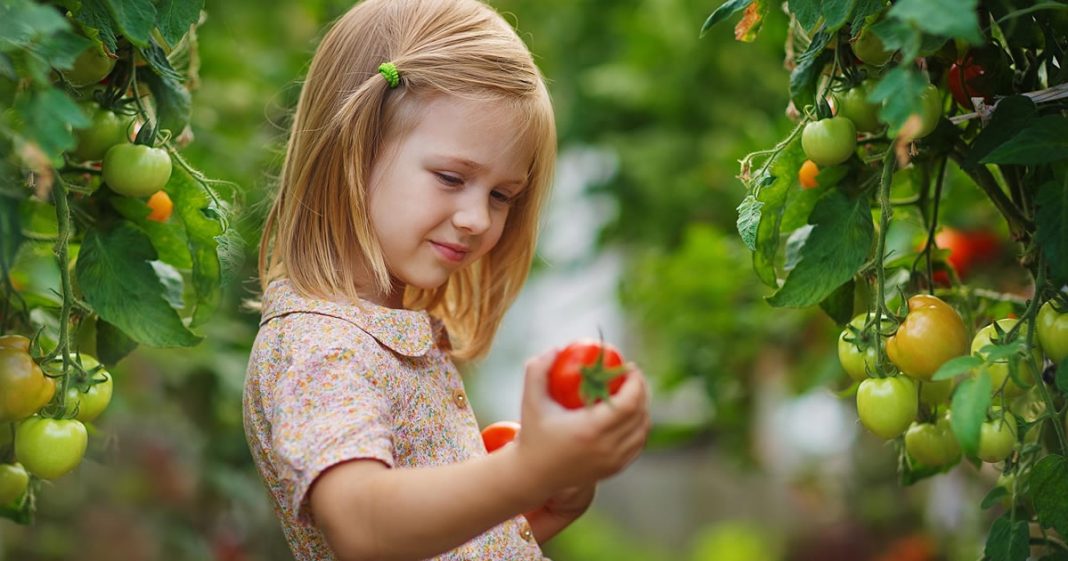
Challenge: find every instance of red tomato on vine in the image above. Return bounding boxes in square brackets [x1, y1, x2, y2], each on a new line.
[548, 340, 628, 409]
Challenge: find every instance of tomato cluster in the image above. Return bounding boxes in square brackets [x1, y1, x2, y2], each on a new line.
[0, 334, 113, 511]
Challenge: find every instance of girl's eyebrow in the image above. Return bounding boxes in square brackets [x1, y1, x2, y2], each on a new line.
[439, 155, 525, 186]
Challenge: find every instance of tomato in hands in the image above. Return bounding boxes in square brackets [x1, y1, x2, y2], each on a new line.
[548, 340, 627, 409]
[481, 421, 520, 453]
[886, 295, 968, 381]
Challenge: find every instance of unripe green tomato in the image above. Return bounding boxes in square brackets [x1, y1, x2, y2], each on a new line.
[905, 415, 960, 468]
[63, 41, 115, 87]
[836, 82, 883, 133]
[972, 319, 1041, 397]
[852, 26, 894, 66]
[73, 105, 132, 161]
[0, 463, 28, 505]
[919, 378, 954, 406]
[1036, 301, 1068, 363]
[977, 412, 1017, 463]
[103, 144, 173, 197]
[802, 117, 856, 166]
[62, 355, 113, 423]
[857, 376, 918, 439]
[14, 417, 88, 479]
[913, 84, 944, 139]
[838, 314, 881, 382]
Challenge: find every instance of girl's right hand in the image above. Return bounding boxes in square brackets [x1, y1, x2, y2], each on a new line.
[514, 346, 650, 497]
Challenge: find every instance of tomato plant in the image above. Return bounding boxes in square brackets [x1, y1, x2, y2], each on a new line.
[704, 0, 1068, 556]
[856, 376, 917, 439]
[1037, 300, 1068, 363]
[801, 117, 856, 166]
[103, 143, 173, 197]
[481, 421, 520, 453]
[885, 294, 968, 381]
[14, 417, 87, 480]
[548, 340, 627, 409]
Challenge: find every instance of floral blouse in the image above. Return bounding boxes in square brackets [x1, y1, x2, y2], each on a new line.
[243, 279, 546, 561]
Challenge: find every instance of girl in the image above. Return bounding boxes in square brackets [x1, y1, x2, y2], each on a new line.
[244, 1, 651, 560]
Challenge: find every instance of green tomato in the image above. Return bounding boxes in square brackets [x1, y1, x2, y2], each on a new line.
[0, 463, 29, 506]
[73, 104, 132, 162]
[972, 319, 1041, 397]
[14, 417, 87, 480]
[913, 84, 944, 139]
[836, 82, 882, 133]
[63, 41, 115, 87]
[102, 144, 173, 197]
[802, 117, 856, 167]
[1037, 301, 1068, 363]
[838, 314, 881, 382]
[977, 412, 1017, 463]
[852, 26, 894, 66]
[857, 376, 918, 439]
[63, 355, 113, 423]
[919, 378, 954, 406]
[905, 415, 960, 468]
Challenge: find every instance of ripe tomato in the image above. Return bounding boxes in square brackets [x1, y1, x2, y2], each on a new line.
[856, 376, 918, 439]
[798, 160, 820, 190]
[932, 227, 999, 278]
[62, 355, 113, 423]
[481, 421, 520, 453]
[977, 411, 1017, 463]
[886, 294, 968, 381]
[801, 117, 856, 166]
[146, 190, 175, 222]
[904, 414, 960, 468]
[0, 463, 28, 506]
[62, 40, 115, 87]
[947, 58, 992, 108]
[836, 82, 882, 133]
[548, 340, 627, 409]
[73, 104, 132, 162]
[972, 319, 1041, 396]
[102, 144, 173, 198]
[15, 417, 88, 479]
[837, 314, 885, 382]
[1036, 301, 1068, 363]
[851, 26, 893, 66]
[0, 342, 56, 422]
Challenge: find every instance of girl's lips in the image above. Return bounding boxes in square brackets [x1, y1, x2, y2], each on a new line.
[430, 241, 469, 262]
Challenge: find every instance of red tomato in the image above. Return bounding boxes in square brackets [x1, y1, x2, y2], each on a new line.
[481, 421, 520, 453]
[548, 340, 627, 409]
[932, 227, 999, 278]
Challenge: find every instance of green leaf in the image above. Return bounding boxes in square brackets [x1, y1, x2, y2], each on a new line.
[963, 96, 1038, 169]
[888, 0, 981, 44]
[766, 190, 874, 308]
[789, 0, 822, 33]
[781, 165, 841, 232]
[103, 0, 155, 48]
[14, 87, 88, 159]
[932, 355, 983, 380]
[790, 36, 832, 111]
[109, 196, 193, 269]
[1036, 176, 1068, 285]
[95, 318, 138, 367]
[736, 194, 763, 251]
[1057, 357, 1068, 394]
[75, 224, 201, 347]
[950, 371, 992, 457]
[168, 161, 224, 327]
[0, 1, 69, 46]
[137, 41, 182, 83]
[155, 0, 202, 47]
[150, 260, 184, 309]
[821, 0, 857, 34]
[818, 278, 855, 326]
[753, 135, 806, 288]
[869, 67, 927, 133]
[73, 0, 119, 53]
[984, 513, 1030, 561]
[980, 486, 1008, 509]
[700, 0, 754, 37]
[849, 0, 886, 38]
[32, 30, 91, 72]
[18, 198, 58, 239]
[140, 68, 191, 137]
[871, 17, 921, 60]
[982, 117, 1068, 165]
[1029, 455, 1068, 538]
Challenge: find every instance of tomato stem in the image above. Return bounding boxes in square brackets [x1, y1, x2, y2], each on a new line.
[872, 145, 897, 375]
[49, 176, 75, 414]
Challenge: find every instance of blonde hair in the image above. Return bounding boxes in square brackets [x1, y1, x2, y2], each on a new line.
[259, 0, 557, 361]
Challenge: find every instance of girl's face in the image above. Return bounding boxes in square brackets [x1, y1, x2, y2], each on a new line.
[366, 95, 531, 306]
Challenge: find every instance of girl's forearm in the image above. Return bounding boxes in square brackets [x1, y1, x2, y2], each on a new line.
[314, 447, 547, 561]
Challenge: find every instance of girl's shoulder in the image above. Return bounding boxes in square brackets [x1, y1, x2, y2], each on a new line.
[257, 278, 444, 360]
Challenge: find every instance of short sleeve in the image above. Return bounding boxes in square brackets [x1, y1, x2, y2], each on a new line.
[268, 347, 394, 523]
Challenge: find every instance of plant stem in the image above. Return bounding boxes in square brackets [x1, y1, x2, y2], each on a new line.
[51, 177, 75, 411]
[872, 146, 896, 372]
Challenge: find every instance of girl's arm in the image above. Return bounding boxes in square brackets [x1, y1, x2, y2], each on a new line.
[310, 348, 650, 561]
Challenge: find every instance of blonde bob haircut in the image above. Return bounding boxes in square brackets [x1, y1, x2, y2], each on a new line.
[259, 0, 557, 361]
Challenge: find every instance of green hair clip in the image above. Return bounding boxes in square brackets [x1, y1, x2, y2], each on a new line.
[378, 62, 400, 89]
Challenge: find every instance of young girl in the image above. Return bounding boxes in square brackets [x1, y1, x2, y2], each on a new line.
[243, 0, 651, 560]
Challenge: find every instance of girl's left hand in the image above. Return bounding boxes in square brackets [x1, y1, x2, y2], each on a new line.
[524, 484, 595, 543]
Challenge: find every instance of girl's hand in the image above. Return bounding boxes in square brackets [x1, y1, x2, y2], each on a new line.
[515, 346, 650, 497]
[524, 483, 596, 543]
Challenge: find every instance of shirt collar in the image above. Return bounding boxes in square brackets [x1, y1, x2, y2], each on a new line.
[260, 279, 440, 358]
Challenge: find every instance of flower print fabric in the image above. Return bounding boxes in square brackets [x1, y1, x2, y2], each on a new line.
[243, 279, 546, 561]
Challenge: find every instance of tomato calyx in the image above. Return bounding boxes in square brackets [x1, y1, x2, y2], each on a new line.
[578, 347, 628, 407]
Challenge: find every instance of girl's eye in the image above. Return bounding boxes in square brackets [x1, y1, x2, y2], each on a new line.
[435, 172, 463, 187]
[491, 190, 515, 205]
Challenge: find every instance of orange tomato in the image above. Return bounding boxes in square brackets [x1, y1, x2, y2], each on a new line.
[799, 160, 820, 189]
[146, 190, 173, 222]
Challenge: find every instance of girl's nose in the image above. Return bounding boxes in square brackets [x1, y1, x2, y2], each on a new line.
[452, 196, 492, 235]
